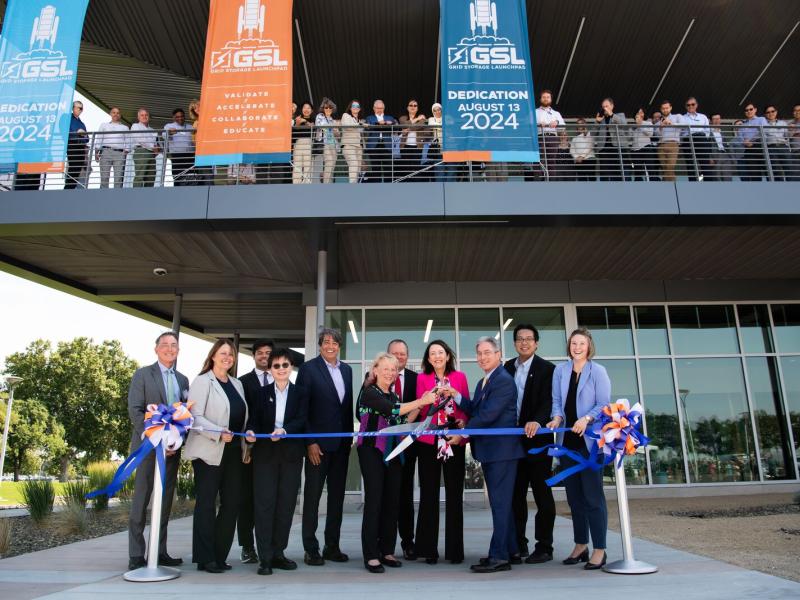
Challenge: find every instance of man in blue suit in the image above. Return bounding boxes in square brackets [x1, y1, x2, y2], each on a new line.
[365, 99, 397, 182]
[450, 336, 525, 573]
[297, 328, 354, 566]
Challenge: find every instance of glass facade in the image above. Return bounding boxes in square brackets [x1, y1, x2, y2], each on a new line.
[324, 303, 799, 491]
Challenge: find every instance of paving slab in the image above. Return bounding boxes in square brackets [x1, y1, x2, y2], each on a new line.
[1, 510, 798, 600]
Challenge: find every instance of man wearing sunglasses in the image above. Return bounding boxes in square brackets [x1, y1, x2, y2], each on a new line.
[681, 97, 711, 181]
[737, 104, 768, 181]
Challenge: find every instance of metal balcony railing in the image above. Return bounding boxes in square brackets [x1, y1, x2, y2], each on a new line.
[2, 123, 799, 190]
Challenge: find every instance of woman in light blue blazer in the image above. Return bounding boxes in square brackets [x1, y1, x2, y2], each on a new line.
[547, 328, 610, 570]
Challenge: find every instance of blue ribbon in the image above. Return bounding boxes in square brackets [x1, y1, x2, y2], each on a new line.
[86, 440, 165, 499]
[208, 426, 574, 439]
[528, 441, 604, 486]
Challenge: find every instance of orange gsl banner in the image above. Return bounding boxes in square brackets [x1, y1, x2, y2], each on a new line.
[195, 0, 292, 166]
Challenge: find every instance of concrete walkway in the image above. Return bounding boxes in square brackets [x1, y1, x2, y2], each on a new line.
[1, 510, 798, 600]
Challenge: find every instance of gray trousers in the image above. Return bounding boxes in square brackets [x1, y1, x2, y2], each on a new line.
[128, 442, 181, 558]
[100, 147, 126, 188]
[133, 147, 157, 187]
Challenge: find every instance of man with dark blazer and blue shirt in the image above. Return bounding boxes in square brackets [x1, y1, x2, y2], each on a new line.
[365, 99, 397, 182]
[450, 336, 525, 573]
[126, 331, 190, 570]
[504, 324, 556, 564]
[297, 328, 354, 566]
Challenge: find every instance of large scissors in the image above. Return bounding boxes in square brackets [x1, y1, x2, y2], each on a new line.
[381, 393, 451, 462]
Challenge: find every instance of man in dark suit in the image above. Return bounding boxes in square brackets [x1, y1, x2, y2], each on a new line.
[450, 337, 525, 573]
[127, 331, 190, 570]
[387, 338, 419, 560]
[236, 339, 274, 564]
[504, 324, 556, 564]
[365, 99, 398, 182]
[297, 328, 354, 566]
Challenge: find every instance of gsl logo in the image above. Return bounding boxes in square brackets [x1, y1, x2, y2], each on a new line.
[448, 46, 525, 66]
[1, 59, 73, 80]
[211, 47, 287, 70]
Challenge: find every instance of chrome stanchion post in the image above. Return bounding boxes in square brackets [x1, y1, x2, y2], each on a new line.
[603, 458, 658, 575]
[688, 126, 700, 180]
[761, 125, 774, 181]
[123, 444, 180, 582]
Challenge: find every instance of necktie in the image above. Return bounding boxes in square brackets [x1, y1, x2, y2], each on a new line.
[167, 369, 176, 404]
[395, 376, 402, 398]
[260, 372, 265, 387]
[481, 375, 488, 393]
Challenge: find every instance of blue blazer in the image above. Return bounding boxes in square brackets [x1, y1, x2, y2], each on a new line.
[551, 360, 611, 450]
[365, 114, 397, 149]
[295, 355, 354, 452]
[459, 367, 524, 464]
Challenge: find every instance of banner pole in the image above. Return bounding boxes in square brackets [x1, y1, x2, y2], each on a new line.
[603, 459, 658, 574]
[123, 445, 181, 582]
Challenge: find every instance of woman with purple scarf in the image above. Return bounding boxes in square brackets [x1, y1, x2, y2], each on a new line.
[357, 352, 434, 573]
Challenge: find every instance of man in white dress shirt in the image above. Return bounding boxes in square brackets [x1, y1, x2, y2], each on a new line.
[130, 108, 161, 187]
[163, 108, 195, 186]
[681, 97, 712, 181]
[658, 100, 684, 181]
[534, 90, 565, 180]
[97, 107, 130, 188]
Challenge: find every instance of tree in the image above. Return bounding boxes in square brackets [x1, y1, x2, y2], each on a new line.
[4, 338, 138, 480]
[0, 397, 67, 481]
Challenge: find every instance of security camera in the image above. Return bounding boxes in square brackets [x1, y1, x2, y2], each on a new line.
[153, 267, 168, 277]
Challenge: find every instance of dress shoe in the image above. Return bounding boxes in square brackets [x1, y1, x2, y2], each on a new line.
[402, 548, 417, 561]
[304, 551, 325, 566]
[128, 556, 146, 570]
[257, 562, 273, 576]
[158, 553, 183, 567]
[271, 555, 298, 570]
[220, 562, 232, 570]
[449, 558, 463, 565]
[477, 557, 491, 566]
[240, 547, 259, 564]
[526, 550, 553, 564]
[322, 546, 349, 562]
[199, 562, 224, 573]
[380, 557, 402, 568]
[510, 554, 522, 565]
[562, 549, 589, 565]
[584, 552, 607, 570]
[364, 561, 385, 574]
[470, 560, 511, 573]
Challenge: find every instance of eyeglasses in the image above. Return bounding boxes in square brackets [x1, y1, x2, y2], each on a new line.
[745, 107, 756, 112]
[408, 103, 418, 107]
[765, 109, 777, 114]
[323, 106, 333, 110]
[74, 106, 83, 111]
[271, 362, 291, 370]
[685, 102, 697, 107]
[515, 337, 536, 343]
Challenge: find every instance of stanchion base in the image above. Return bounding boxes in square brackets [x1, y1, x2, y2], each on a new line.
[123, 565, 181, 582]
[603, 559, 658, 574]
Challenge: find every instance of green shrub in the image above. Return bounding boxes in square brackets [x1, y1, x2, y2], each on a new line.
[177, 462, 195, 500]
[63, 480, 90, 508]
[21, 479, 55, 522]
[86, 461, 117, 511]
[0, 517, 11, 556]
[117, 475, 136, 506]
[61, 501, 89, 534]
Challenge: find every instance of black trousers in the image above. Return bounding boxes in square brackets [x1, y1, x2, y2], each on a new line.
[572, 159, 596, 181]
[682, 134, 713, 180]
[358, 446, 402, 561]
[253, 452, 302, 563]
[630, 146, 657, 181]
[192, 442, 244, 566]
[65, 144, 86, 189]
[301, 445, 350, 553]
[400, 145, 423, 181]
[366, 147, 393, 182]
[414, 442, 465, 561]
[512, 455, 556, 555]
[236, 461, 255, 550]
[169, 152, 195, 186]
[397, 443, 418, 551]
[740, 143, 765, 181]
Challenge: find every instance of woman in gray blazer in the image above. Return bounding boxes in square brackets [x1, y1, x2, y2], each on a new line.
[547, 328, 611, 570]
[184, 338, 248, 573]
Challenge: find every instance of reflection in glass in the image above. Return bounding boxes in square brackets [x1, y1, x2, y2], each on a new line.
[345, 445, 362, 491]
[675, 358, 757, 483]
[669, 305, 739, 355]
[746, 357, 795, 479]
[634, 306, 670, 355]
[325, 309, 362, 361]
[779, 356, 800, 469]
[501, 307, 567, 360]
[639, 360, 686, 483]
[737, 305, 774, 354]
[772, 304, 800, 353]
[365, 309, 455, 362]
[458, 361, 483, 396]
[576, 306, 633, 356]
[599, 359, 647, 484]
[459, 309, 501, 358]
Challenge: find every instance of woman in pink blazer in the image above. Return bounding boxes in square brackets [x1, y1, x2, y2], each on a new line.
[413, 339, 470, 564]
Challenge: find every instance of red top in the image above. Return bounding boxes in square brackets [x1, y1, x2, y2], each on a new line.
[414, 370, 470, 446]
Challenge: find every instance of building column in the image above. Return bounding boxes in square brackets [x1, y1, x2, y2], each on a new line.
[171, 293, 183, 338]
[233, 330, 241, 377]
[315, 249, 327, 335]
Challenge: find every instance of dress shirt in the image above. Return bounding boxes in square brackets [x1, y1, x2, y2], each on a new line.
[130, 122, 159, 151]
[764, 120, 789, 146]
[158, 361, 179, 404]
[682, 111, 710, 136]
[163, 122, 195, 153]
[98, 121, 130, 151]
[255, 368, 274, 387]
[659, 113, 684, 144]
[325, 358, 346, 403]
[536, 106, 565, 134]
[711, 129, 725, 151]
[570, 132, 595, 160]
[631, 121, 654, 151]
[514, 355, 533, 419]
[274, 383, 289, 428]
[69, 115, 88, 145]
[428, 116, 442, 143]
[789, 120, 800, 152]
[737, 116, 768, 143]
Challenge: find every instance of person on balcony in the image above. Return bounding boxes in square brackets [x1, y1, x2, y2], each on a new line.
[535, 90, 565, 180]
[164, 108, 195, 186]
[399, 99, 428, 182]
[658, 100, 683, 181]
[341, 100, 366, 183]
[570, 118, 595, 181]
[630, 109, 657, 181]
[737, 103, 768, 181]
[65, 101, 88, 190]
[365, 100, 397, 183]
[292, 102, 315, 184]
[709, 114, 735, 182]
[97, 106, 130, 189]
[763, 105, 790, 181]
[789, 105, 800, 181]
[189, 99, 212, 186]
[594, 98, 628, 181]
[681, 97, 712, 181]
[130, 108, 160, 188]
[314, 98, 340, 184]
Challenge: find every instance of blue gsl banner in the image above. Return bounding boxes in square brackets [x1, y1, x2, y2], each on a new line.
[0, 0, 89, 168]
[440, 0, 539, 163]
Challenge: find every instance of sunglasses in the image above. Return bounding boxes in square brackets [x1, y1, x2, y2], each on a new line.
[408, 103, 418, 107]
[745, 107, 756, 112]
[271, 362, 291, 370]
[685, 103, 696, 107]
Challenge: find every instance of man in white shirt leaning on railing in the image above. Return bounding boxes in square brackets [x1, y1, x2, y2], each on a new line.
[96, 106, 130, 189]
[130, 108, 161, 188]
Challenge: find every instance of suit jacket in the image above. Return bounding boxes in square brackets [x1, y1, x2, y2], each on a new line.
[239, 369, 267, 415]
[247, 382, 309, 461]
[596, 112, 629, 148]
[551, 360, 611, 451]
[504, 354, 555, 451]
[127, 362, 190, 451]
[399, 368, 418, 405]
[183, 370, 248, 466]
[365, 114, 397, 149]
[459, 367, 524, 464]
[295, 355, 354, 452]
[398, 115, 430, 146]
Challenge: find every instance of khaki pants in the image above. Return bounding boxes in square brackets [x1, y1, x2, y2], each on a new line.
[342, 144, 363, 183]
[292, 138, 313, 184]
[658, 141, 679, 181]
[133, 147, 157, 187]
[99, 147, 126, 188]
[313, 143, 338, 183]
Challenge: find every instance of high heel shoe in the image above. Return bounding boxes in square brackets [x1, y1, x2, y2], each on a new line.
[562, 549, 589, 565]
[364, 561, 385, 574]
[584, 551, 607, 570]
